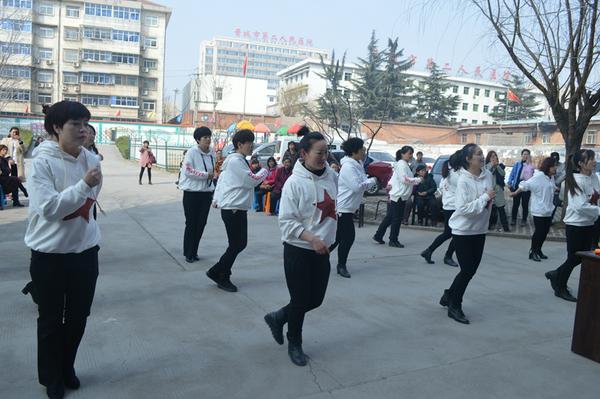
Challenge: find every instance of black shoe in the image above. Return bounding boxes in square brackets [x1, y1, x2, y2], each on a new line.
[22, 188, 28, 198]
[372, 235, 385, 245]
[193, 255, 200, 261]
[510, 220, 516, 226]
[443, 257, 459, 267]
[264, 310, 285, 345]
[439, 289, 449, 307]
[537, 250, 548, 260]
[337, 264, 351, 278]
[217, 278, 238, 293]
[420, 249, 435, 264]
[503, 226, 511, 232]
[529, 250, 541, 262]
[545, 270, 558, 292]
[389, 241, 404, 248]
[139, 180, 142, 185]
[555, 287, 577, 302]
[46, 383, 65, 399]
[288, 342, 307, 367]
[185, 256, 196, 263]
[13, 201, 24, 207]
[64, 374, 80, 390]
[447, 305, 470, 324]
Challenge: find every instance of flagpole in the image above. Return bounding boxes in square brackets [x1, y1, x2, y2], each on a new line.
[504, 89, 508, 121]
[242, 43, 248, 118]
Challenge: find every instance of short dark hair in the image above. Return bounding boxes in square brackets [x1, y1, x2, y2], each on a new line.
[288, 141, 297, 150]
[341, 137, 364, 156]
[539, 157, 556, 176]
[43, 101, 91, 138]
[143, 140, 150, 145]
[87, 124, 96, 134]
[416, 151, 423, 156]
[416, 164, 427, 173]
[297, 126, 310, 137]
[298, 131, 325, 153]
[521, 148, 531, 155]
[282, 157, 292, 164]
[9, 126, 19, 134]
[232, 129, 254, 149]
[485, 150, 498, 164]
[193, 126, 212, 141]
[395, 145, 414, 161]
[267, 157, 277, 167]
[0, 144, 7, 152]
[550, 152, 560, 161]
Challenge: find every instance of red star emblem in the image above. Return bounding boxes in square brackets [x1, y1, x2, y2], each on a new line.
[315, 190, 337, 224]
[63, 198, 95, 223]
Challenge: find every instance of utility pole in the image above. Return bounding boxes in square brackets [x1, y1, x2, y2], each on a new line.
[173, 88, 179, 121]
[193, 68, 201, 126]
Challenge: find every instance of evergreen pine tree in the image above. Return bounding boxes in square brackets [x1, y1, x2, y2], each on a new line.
[490, 74, 542, 120]
[414, 62, 460, 125]
[354, 31, 384, 120]
[381, 38, 414, 121]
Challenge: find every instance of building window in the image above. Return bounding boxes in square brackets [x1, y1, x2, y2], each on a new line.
[143, 59, 157, 70]
[474, 88, 480, 96]
[542, 134, 551, 144]
[84, 27, 111, 40]
[63, 72, 78, 84]
[462, 102, 468, 111]
[482, 120, 489, 125]
[114, 75, 138, 86]
[0, 42, 31, 55]
[143, 78, 157, 91]
[344, 72, 352, 81]
[586, 130, 597, 145]
[0, 65, 31, 78]
[452, 85, 458, 93]
[38, 26, 55, 38]
[450, 117, 457, 122]
[85, 3, 112, 17]
[64, 27, 79, 40]
[144, 15, 158, 26]
[82, 49, 111, 62]
[473, 104, 479, 112]
[143, 37, 157, 48]
[111, 52, 138, 64]
[215, 87, 223, 100]
[64, 49, 79, 62]
[460, 133, 467, 144]
[112, 30, 139, 43]
[37, 48, 53, 60]
[113, 6, 140, 20]
[81, 95, 111, 106]
[37, 93, 52, 104]
[472, 120, 478, 124]
[483, 105, 489, 113]
[82, 72, 113, 85]
[66, 6, 80, 17]
[63, 95, 78, 101]
[484, 89, 490, 97]
[143, 101, 155, 111]
[111, 96, 138, 107]
[38, 3, 54, 15]
[0, 19, 32, 31]
[524, 133, 533, 144]
[37, 70, 53, 82]
[475, 133, 481, 144]
[2, 0, 32, 8]
[461, 118, 467, 123]
[0, 89, 31, 101]
[463, 87, 469, 95]
[495, 91, 503, 100]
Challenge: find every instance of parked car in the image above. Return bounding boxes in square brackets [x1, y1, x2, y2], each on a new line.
[222, 143, 259, 158]
[252, 142, 277, 165]
[331, 150, 394, 195]
[431, 154, 451, 186]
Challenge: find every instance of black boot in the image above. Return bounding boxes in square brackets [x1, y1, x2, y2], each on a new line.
[264, 308, 286, 345]
[545, 270, 559, 292]
[46, 383, 65, 399]
[287, 342, 307, 367]
[388, 241, 404, 248]
[555, 287, 577, 302]
[447, 303, 469, 324]
[529, 250, 541, 262]
[439, 289, 449, 307]
[372, 235, 385, 245]
[337, 264, 351, 278]
[443, 257, 459, 267]
[537, 250, 548, 259]
[420, 248, 435, 264]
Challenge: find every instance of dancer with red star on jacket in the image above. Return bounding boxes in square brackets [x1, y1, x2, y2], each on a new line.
[264, 132, 338, 367]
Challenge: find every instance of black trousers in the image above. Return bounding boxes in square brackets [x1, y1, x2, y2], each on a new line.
[374, 202, 391, 240]
[332, 213, 355, 267]
[388, 199, 406, 242]
[415, 196, 438, 224]
[591, 217, 600, 249]
[490, 205, 509, 229]
[10, 163, 18, 177]
[531, 216, 553, 252]
[555, 225, 594, 288]
[448, 234, 486, 306]
[211, 209, 247, 278]
[270, 191, 281, 214]
[511, 191, 531, 222]
[281, 243, 330, 344]
[139, 166, 152, 182]
[182, 191, 213, 258]
[427, 209, 455, 258]
[30, 246, 99, 387]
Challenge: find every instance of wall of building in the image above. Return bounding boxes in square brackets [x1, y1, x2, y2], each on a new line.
[361, 120, 460, 145]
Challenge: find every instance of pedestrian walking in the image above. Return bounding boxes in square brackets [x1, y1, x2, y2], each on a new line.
[545, 149, 600, 302]
[264, 132, 337, 367]
[440, 144, 494, 324]
[1, 126, 26, 181]
[138, 140, 155, 185]
[24, 101, 102, 399]
[510, 157, 557, 261]
[331, 137, 376, 278]
[0, 144, 28, 208]
[179, 127, 216, 264]
[207, 129, 268, 292]
[485, 150, 510, 232]
[507, 148, 534, 226]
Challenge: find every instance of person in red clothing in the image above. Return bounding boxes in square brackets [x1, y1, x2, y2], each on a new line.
[257, 157, 278, 213]
[270, 157, 293, 215]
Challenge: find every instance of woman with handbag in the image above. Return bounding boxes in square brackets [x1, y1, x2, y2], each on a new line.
[139, 140, 155, 185]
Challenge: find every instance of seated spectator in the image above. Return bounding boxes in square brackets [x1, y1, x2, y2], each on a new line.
[329, 161, 340, 175]
[251, 158, 264, 211]
[270, 157, 293, 215]
[414, 165, 438, 226]
[257, 157, 278, 214]
[0, 144, 28, 208]
[410, 151, 427, 174]
[283, 141, 299, 165]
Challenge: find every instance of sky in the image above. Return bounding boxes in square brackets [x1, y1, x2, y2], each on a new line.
[158, 0, 513, 106]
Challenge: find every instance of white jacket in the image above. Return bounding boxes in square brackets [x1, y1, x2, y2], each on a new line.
[24, 141, 101, 254]
[441, 170, 459, 211]
[212, 153, 267, 210]
[449, 168, 494, 235]
[518, 170, 555, 217]
[564, 173, 600, 226]
[279, 161, 338, 250]
[389, 159, 421, 202]
[336, 156, 377, 213]
[178, 145, 215, 192]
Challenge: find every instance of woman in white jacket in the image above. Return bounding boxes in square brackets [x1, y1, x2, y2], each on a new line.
[179, 127, 215, 264]
[264, 132, 337, 367]
[25, 101, 102, 399]
[207, 129, 268, 292]
[440, 144, 495, 324]
[331, 137, 376, 278]
[373, 146, 421, 247]
[545, 149, 600, 302]
[510, 157, 557, 262]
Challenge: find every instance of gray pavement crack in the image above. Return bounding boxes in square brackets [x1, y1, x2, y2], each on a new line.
[307, 358, 325, 392]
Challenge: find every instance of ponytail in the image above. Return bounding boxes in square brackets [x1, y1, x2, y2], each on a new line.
[565, 149, 596, 196]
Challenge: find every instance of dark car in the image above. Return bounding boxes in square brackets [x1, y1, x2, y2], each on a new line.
[331, 150, 394, 195]
[222, 143, 259, 158]
[431, 155, 451, 186]
[252, 142, 277, 165]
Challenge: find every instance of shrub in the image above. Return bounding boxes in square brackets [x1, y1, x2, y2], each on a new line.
[115, 136, 130, 159]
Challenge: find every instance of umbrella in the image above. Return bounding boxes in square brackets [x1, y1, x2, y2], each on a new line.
[287, 123, 305, 134]
[237, 120, 255, 131]
[276, 126, 289, 135]
[254, 123, 270, 133]
[226, 122, 237, 133]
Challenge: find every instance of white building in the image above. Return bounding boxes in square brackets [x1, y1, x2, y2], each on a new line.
[0, 0, 171, 122]
[275, 59, 551, 125]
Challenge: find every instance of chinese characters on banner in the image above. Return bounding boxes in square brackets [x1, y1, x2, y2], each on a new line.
[234, 28, 313, 47]
[419, 55, 511, 81]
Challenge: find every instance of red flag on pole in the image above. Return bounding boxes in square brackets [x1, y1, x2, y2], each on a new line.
[115, 110, 121, 117]
[242, 54, 248, 77]
[507, 89, 522, 104]
[24, 105, 29, 113]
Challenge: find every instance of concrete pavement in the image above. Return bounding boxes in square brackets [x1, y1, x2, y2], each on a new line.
[1, 144, 599, 399]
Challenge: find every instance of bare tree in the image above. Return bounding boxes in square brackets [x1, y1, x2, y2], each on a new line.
[278, 85, 308, 117]
[470, 0, 600, 157]
[0, 7, 31, 112]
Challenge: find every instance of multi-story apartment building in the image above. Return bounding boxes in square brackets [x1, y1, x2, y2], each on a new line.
[181, 35, 328, 118]
[0, 0, 170, 122]
[276, 59, 551, 125]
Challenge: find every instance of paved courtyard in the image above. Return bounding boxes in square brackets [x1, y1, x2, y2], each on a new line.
[1, 145, 598, 399]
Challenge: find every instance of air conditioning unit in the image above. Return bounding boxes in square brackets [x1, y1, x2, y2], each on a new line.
[62, 86, 69, 92]
[143, 67, 150, 73]
[74, 86, 80, 92]
[33, 58, 41, 64]
[46, 59, 53, 65]
[142, 90, 149, 96]
[141, 46, 147, 51]
[38, 83, 46, 88]
[73, 62, 80, 68]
